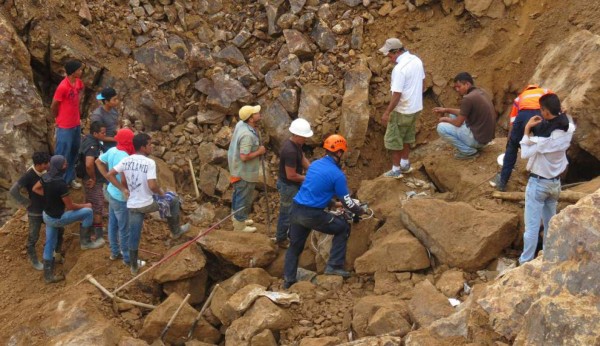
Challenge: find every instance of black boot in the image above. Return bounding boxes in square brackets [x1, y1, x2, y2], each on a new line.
[129, 250, 139, 275]
[26, 246, 43, 271]
[54, 228, 65, 264]
[43, 259, 65, 284]
[93, 226, 106, 246]
[80, 226, 102, 250]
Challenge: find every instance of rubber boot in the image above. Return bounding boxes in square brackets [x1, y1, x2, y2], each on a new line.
[80, 226, 103, 250]
[43, 259, 65, 284]
[171, 223, 191, 240]
[54, 228, 65, 264]
[233, 219, 256, 233]
[27, 246, 43, 271]
[129, 250, 139, 275]
[93, 226, 106, 247]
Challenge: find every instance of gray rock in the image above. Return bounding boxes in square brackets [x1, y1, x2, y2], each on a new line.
[197, 109, 226, 125]
[216, 167, 231, 194]
[283, 29, 313, 59]
[293, 12, 315, 32]
[332, 19, 353, 35]
[249, 56, 276, 77]
[311, 19, 337, 52]
[297, 84, 330, 145]
[138, 91, 176, 130]
[167, 34, 187, 59]
[339, 63, 371, 149]
[234, 65, 258, 87]
[277, 89, 299, 114]
[264, 69, 288, 89]
[232, 29, 252, 48]
[342, 0, 363, 7]
[264, 0, 286, 36]
[133, 43, 189, 84]
[214, 45, 246, 66]
[261, 100, 292, 151]
[194, 73, 251, 113]
[198, 163, 220, 196]
[279, 54, 301, 75]
[197, 142, 228, 166]
[290, 0, 306, 14]
[351, 17, 364, 50]
[277, 13, 299, 30]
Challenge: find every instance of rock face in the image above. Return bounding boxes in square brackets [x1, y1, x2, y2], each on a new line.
[531, 30, 600, 162]
[140, 293, 220, 344]
[339, 64, 371, 150]
[400, 198, 518, 270]
[197, 230, 278, 268]
[0, 11, 49, 218]
[225, 297, 292, 346]
[354, 229, 430, 274]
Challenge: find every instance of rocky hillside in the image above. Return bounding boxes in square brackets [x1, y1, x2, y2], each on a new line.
[0, 0, 599, 345]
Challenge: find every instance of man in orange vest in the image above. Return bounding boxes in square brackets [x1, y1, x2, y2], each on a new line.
[490, 84, 552, 191]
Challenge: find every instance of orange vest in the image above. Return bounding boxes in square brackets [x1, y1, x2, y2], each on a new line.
[509, 85, 552, 123]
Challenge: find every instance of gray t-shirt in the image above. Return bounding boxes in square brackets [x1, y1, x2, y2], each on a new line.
[90, 106, 119, 137]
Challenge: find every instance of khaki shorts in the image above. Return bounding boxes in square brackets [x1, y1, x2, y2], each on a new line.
[384, 111, 419, 150]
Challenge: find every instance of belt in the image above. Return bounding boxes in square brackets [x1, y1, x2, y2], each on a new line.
[529, 173, 559, 181]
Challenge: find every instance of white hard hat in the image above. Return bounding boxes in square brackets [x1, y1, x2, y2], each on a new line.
[289, 118, 313, 138]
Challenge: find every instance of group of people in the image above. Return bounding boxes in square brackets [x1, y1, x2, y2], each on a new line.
[10, 61, 189, 283]
[379, 37, 575, 265]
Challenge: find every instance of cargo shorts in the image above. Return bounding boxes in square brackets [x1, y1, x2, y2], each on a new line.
[384, 111, 420, 150]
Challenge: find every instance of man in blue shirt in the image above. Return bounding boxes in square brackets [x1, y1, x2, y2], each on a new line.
[283, 135, 365, 289]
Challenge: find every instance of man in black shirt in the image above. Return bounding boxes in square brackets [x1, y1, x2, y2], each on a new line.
[33, 155, 94, 283]
[9, 152, 50, 270]
[81, 121, 107, 246]
[274, 119, 313, 247]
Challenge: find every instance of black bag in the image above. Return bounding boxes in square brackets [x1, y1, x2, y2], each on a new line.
[75, 151, 86, 179]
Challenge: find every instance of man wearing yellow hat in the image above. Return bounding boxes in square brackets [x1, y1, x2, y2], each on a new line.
[227, 105, 266, 232]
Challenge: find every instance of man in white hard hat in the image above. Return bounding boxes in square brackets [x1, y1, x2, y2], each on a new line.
[379, 38, 425, 179]
[228, 105, 266, 233]
[274, 118, 313, 247]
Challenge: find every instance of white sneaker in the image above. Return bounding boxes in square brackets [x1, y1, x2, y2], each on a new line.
[383, 169, 403, 179]
[245, 219, 254, 226]
[70, 180, 82, 189]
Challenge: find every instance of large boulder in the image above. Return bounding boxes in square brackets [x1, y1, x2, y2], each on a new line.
[195, 72, 252, 113]
[354, 229, 430, 274]
[163, 270, 209, 305]
[408, 280, 455, 328]
[339, 64, 372, 150]
[139, 293, 220, 344]
[0, 11, 49, 218]
[531, 30, 600, 162]
[133, 43, 189, 84]
[225, 297, 292, 345]
[297, 84, 333, 145]
[261, 100, 292, 152]
[352, 295, 411, 338]
[283, 29, 313, 59]
[357, 177, 414, 216]
[400, 198, 518, 270]
[197, 230, 278, 268]
[153, 244, 206, 283]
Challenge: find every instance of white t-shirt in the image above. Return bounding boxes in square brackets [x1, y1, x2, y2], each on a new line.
[113, 154, 157, 208]
[390, 51, 425, 114]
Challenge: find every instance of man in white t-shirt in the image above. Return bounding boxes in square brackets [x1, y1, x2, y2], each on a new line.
[379, 38, 425, 179]
[106, 133, 190, 274]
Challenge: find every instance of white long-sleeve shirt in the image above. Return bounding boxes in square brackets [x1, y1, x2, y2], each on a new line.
[520, 122, 575, 179]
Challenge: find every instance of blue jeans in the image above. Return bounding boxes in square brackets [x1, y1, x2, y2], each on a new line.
[519, 176, 560, 264]
[276, 180, 299, 242]
[500, 110, 540, 185]
[437, 116, 484, 155]
[128, 197, 182, 251]
[43, 208, 93, 260]
[232, 180, 256, 222]
[107, 192, 130, 262]
[283, 202, 350, 284]
[55, 126, 81, 184]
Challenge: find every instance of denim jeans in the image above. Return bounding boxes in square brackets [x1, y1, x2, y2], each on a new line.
[275, 180, 299, 242]
[107, 192, 130, 262]
[55, 126, 81, 184]
[437, 115, 484, 155]
[283, 202, 350, 284]
[42, 208, 93, 260]
[232, 180, 256, 222]
[519, 176, 560, 264]
[128, 197, 182, 251]
[27, 214, 43, 252]
[500, 110, 540, 184]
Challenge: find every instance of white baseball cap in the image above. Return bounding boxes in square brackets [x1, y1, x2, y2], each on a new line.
[379, 38, 404, 55]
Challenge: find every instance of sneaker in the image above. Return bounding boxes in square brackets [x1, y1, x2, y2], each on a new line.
[171, 223, 191, 239]
[454, 151, 479, 160]
[489, 174, 506, 192]
[382, 169, 403, 179]
[245, 219, 254, 226]
[110, 253, 123, 261]
[400, 165, 414, 174]
[70, 180, 82, 189]
[324, 266, 351, 278]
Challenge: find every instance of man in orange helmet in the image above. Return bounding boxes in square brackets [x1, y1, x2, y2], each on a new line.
[490, 84, 552, 191]
[283, 134, 366, 289]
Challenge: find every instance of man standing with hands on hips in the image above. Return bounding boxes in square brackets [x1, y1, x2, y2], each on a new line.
[379, 38, 425, 179]
[228, 105, 266, 233]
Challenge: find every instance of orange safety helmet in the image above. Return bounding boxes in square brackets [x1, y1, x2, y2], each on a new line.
[323, 134, 348, 153]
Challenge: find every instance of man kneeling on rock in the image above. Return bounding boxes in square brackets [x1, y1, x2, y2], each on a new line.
[283, 135, 365, 289]
[106, 133, 190, 274]
[33, 155, 94, 283]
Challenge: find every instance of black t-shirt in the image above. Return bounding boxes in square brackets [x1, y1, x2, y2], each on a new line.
[41, 179, 70, 218]
[81, 134, 106, 183]
[278, 139, 303, 186]
[17, 169, 44, 214]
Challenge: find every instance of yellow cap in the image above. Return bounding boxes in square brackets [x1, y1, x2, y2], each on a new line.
[239, 105, 261, 121]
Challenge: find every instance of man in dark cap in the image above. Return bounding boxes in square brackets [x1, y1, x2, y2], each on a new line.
[51, 60, 85, 189]
[91, 87, 120, 150]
